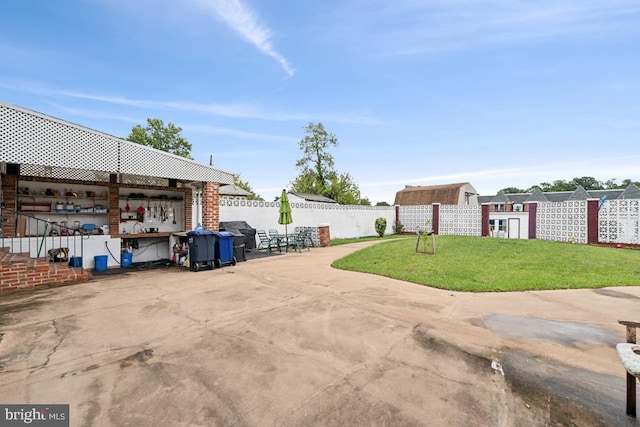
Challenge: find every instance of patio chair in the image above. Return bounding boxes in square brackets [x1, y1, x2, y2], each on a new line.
[256, 230, 281, 254]
[269, 229, 288, 250]
[291, 228, 312, 253]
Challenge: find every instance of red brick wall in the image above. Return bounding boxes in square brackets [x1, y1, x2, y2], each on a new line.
[0, 257, 89, 292]
[319, 225, 330, 247]
[202, 182, 220, 231]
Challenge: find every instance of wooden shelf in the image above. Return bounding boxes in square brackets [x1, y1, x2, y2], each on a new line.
[113, 232, 174, 238]
[18, 195, 108, 201]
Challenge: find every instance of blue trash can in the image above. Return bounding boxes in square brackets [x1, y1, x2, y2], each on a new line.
[213, 231, 236, 267]
[121, 252, 133, 267]
[187, 229, 216, 272]
[94, 255, 108, 271]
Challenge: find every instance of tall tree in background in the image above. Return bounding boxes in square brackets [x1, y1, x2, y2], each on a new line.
[291, 122, 369, 205]
[502, 177, 640, 194]
[293, 122, 338, 196]
[128, 118, 193, 159]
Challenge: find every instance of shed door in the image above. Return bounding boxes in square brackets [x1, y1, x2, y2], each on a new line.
[508, 218, 520, 239]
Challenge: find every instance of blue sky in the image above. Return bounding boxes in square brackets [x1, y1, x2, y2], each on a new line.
[1, 0, 639, 204]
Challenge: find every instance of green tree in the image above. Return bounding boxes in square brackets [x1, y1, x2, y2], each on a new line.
[291, 122, 368, 204]
[500, 187, 527, 194]
[569, 176, 604, 190]
[375, 217, 387, 237]
[293, 122, 337, 196]
[128, 118, 193, 159]
[234, 175, 263, 201]
[540, 180, 575, 192]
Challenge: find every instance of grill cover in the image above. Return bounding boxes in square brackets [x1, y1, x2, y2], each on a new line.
[219, 221, 257, 250]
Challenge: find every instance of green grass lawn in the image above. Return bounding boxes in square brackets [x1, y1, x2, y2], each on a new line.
[331, 235, 640, 292]
[330, 235, 406, 246]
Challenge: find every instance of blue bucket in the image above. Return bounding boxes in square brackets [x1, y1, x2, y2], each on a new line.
[68, 256, 82, 268]
[94, 255, 108, 271]
[121, 252, 133, 267]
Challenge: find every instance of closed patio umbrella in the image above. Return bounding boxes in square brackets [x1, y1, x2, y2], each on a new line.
[278, 189, 293, 244]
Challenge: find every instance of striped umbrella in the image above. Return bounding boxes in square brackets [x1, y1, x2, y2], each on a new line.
[278, 189, 293, 241]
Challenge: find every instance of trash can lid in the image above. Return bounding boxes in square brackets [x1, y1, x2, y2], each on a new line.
[187, 229, 215, 235]
[213, 231, 235, 237]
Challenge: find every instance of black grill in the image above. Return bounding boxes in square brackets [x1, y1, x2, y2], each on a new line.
[219, 221, 257, 251]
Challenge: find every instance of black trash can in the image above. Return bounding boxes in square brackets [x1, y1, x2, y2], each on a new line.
[213, 231, 237, 267]
[187, 229, 216, 272]
[234, 244, 246, 262]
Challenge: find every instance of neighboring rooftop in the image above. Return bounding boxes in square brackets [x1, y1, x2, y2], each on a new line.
[288, 192, 338, 204]
[478, 184, 640, 204]
[394, 183, 479, 206]
[219, 184, 253, 198]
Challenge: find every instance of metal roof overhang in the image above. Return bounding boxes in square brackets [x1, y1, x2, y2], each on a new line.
[0, 102, 235, 186]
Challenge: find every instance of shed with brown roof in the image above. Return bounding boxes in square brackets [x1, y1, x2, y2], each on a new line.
[394, 182, 479, 206]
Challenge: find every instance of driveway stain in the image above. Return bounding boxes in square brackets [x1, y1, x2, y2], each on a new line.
[472, 314, 622, 347]
[120, 349, 154, 368]
[593, 289, 640, 300]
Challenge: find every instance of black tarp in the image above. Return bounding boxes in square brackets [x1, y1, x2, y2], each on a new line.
[219, 221, 257, 251]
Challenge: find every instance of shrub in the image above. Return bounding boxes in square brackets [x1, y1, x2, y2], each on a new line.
[375, 217, 387, 237]
[393, 220, 404, 234]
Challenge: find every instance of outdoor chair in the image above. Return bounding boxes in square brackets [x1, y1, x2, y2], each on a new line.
[256, 230, 281, 254]
[269, 229, 289, 251]
[616, 320, 640, 417]
[291, 228, 312, 253]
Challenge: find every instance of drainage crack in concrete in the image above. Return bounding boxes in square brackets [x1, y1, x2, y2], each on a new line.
[275, 362, 370, 427]
[275, 325, 419, 426]
[29, 319, 64, 375]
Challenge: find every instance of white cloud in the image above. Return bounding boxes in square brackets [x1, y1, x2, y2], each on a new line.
[194, 0, 295, 77]
[340, 0, 640, 56]
[185, 124, 293, 142]
[0, 77, 376, 124]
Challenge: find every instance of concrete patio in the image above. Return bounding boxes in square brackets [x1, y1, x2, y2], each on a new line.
[0, 241, 638, 426]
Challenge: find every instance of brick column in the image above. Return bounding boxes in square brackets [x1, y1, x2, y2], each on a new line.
[481, 203, 490, 237]
[1, 174, 17, 237]
[587, 198, 599, 244]
[432, 203, 440, 235]
[527, 202, 537, 239]
[318, 223, 330, 247]
[202, 182, 220, 231]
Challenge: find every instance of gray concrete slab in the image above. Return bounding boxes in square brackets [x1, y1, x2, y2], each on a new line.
[1, 241, 639, 426]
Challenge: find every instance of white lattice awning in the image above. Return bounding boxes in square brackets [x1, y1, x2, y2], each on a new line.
[0, 102, 235, 185]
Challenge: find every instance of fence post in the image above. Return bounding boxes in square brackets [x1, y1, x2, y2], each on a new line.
[587, 198, 599, 244]
[318, 223, 330, 247]
[432, 203, 440, 235]
[527, 202, 537, 239]
[481, 203, 490, 237]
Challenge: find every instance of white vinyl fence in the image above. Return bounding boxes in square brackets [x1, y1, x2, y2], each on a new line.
[191, 194, 640, 245]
